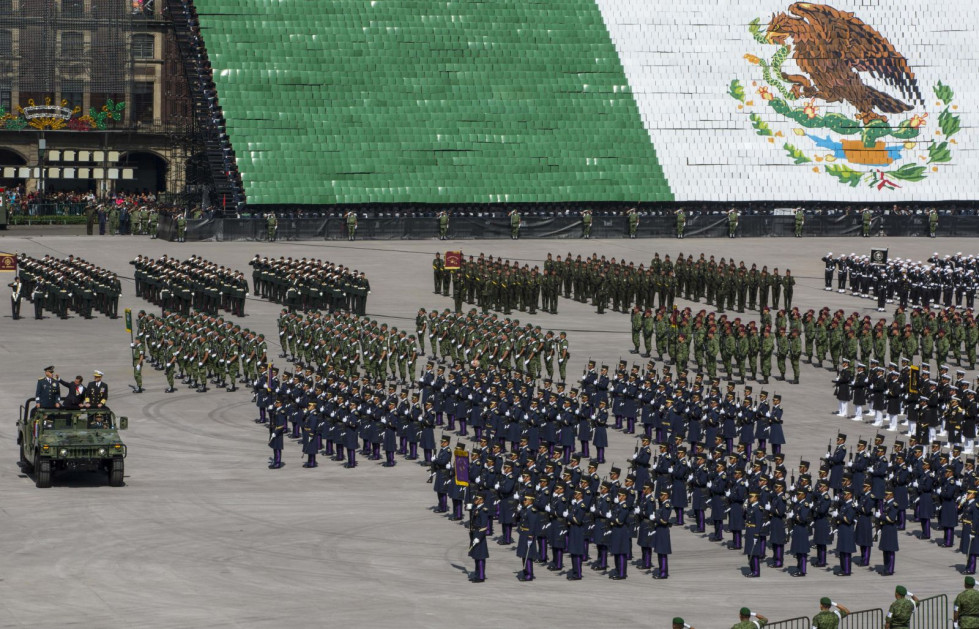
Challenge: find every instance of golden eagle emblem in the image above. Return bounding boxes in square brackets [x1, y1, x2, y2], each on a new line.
[730, 2, 960, 189]
[766, 2, 922, 125]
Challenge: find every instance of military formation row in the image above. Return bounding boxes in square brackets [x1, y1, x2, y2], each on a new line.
[432, 253, 560, 316]
[276, 308, 571, 385]
[131, 254, 249, 317]
[822, 252, 979, 311]
[12, 254, 121, 319]
[248, 255, 370, 315]
[133, 310, 267, 393]
[541, 252, 797, 315]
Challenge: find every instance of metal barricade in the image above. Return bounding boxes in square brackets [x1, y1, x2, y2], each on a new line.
[910, 594, 949, 629]
[766, 616, 810, 629]
[841, 608, 885, 629]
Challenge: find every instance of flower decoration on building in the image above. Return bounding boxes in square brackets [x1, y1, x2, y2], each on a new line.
[0, 97, 126, 131]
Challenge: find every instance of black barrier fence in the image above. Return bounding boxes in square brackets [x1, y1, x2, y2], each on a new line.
[157, 214, 979, 242]
[841, 608, 885, 629]
[765, 616, 810, 629]
[910, 594, 949, 629]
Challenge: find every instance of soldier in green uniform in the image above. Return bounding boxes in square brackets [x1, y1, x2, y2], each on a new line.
[627, 208, 639, 239]
[794, 208, 805, 237]
[557, 331, 569, 383]
[885, 586, 919, 629]
[788, 328, 802, 384]
[730, 607, 768, 629]
[266, 212, 278, 241]
[132, 345, 145, 393]
[641, 308, 655, 357]
[163, 338, 177, 392]
[812, 598, 851, 629]
[676, 332, 690, 371]
[955, 576, 979, 629]
[720, 326, 735, 380]
[928, 208, 939, 238]
[759, 327, 773, 384]
[672, 618, 694, 629]
[108, 204, 120, 235]
[132, 206, 144, 235]
[746, 326, 760, 381]
[147, 208, 159, 238]
[345, 210, 358, 241]
[782, 270, 796, 311]
[630, 306, 643, 354]
[774, 327, 789, 381]
[734, 328, 748, 383]
[728, 208, 739, 238]
[509, 209, 521, 239]
[675, 208, 686, 239]
[175, 214, 187, 243]
[452, 271, 464, 313]
[581, 209, 592, 239]
[438, 210, 449, 240]
[862, 208, 873, 237]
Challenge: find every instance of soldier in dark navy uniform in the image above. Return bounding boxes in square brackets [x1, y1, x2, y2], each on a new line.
[302, 401, 320, 468]
[85, 370, 109, 408]
[432, 435, 453, 512]
[35, 365, 62, 409]
[468, 492, 489, 582]
[268, 398, 286, 469]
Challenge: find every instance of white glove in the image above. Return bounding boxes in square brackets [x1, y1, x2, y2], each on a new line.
[706, 481, 712, 488]
[913, 481, 919, 488]
[633, 506, 640, 514]
[494, 483, 500, 490]
[475, 476, 481, 484]
[545, 505, 551, 513]
[831, 510, 839, 518]
[562, 510, 568, 518]
[668, 467, 674, 473]
[631, 454, 638, 460]
[725, 490, 731, 497]
[590, 505, 596, 513]
[823, 453, 830, 459]
[876, 510, 882, 518]
[445, 463, 451, 469]
[465, 503, 473, 511]
[687, 474, 694, 482]
[606, 511, 612, 518]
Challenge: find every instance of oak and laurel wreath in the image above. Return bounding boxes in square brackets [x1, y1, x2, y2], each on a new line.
[728, 17, 960, 188]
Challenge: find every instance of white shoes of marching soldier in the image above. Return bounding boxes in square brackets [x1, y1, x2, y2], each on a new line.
[825, 287, 832, 291]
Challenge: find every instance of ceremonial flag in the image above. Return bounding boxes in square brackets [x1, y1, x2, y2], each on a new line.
[454, 446, 470, 487]
[0, 252, 15, 273]
[444, 251, 462, 270]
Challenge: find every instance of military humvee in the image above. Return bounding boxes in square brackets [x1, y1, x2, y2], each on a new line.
[17, 400, 128, 488]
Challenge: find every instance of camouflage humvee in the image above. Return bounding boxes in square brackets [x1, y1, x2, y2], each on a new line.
[17, 400, 128, 488]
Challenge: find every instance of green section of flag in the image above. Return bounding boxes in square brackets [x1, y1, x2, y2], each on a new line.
[195, 0, 671, 204]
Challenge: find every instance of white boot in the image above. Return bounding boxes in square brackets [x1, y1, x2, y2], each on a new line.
[872, 411, 883, 427]
[853, 405, 864, 419]
[888, 415, 898, 432]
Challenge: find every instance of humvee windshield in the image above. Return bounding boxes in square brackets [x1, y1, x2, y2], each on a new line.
[37, 411, 114, 430]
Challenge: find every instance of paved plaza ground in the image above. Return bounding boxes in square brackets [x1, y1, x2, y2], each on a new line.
[0, 230, 974, 627]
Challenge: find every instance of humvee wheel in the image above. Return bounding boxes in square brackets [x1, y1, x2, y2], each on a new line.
[35, 454, 51, 488]
[20, 441, 33, 472]
[109, 458, 124, 487]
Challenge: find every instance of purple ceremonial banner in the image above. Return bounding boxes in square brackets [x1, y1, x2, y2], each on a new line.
[454, 448, 469, 487]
